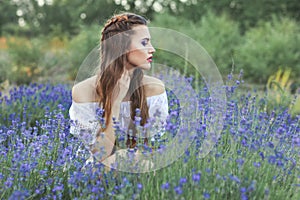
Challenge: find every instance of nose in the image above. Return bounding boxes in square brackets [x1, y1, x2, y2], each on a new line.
[148, 44, 155, 54]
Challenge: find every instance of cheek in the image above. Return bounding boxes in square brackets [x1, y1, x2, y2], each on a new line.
[128, 50, 146, 65]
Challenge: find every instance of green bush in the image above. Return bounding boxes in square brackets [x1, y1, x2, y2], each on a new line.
[266, 68, 292, 113]
[3, 35, 69, 85]
[1, 27, 100, 85]
[2, 12, 299, 87]
[150, 13, 192, 76]
[6, 37, 43, 85]
[235, 16, 300, 84]
[37, 35, 71, 83]
[151, 11, 241, 78]
[66, 25, 100, 80]
[266, 68, 300, 116]
[0, 50, 11, 83]
[189, 11, 241, 76]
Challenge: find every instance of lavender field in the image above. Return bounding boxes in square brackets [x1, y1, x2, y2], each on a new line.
[0, 75, 299, 199]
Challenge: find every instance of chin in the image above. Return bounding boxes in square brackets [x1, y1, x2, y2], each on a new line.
[138, 63, 151, 70]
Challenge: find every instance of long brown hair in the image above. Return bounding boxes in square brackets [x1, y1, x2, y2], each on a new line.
[96, 13, 149, 147]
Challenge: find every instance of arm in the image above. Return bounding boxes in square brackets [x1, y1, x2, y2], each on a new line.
[90, 70, 131, 163]
[68, 99, 122, 165]
[90, 100, 121, 162]
[91, 96, 149, 170]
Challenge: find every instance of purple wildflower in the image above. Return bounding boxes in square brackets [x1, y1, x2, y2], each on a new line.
[179, 177, 187, 186]
[192, 172, 201, 183]
[174, 186, 183, 195]
[203, 192, 210, 199]
[137, 183, 143, 190]
[161, 182, 170, 190]
[253, 162, 261, 168]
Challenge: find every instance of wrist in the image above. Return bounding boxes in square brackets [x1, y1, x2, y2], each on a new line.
[111, 101, 121, 116]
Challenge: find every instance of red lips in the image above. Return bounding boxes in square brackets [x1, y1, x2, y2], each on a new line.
[147, 56, 153, 62]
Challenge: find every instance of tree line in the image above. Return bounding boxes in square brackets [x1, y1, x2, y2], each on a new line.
[1, 0, 299, 36]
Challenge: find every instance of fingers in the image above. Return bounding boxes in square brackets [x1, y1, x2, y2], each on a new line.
[119, 69, 131, 88]
[122, 69, 130, 81]
[112, 69, 131, 103]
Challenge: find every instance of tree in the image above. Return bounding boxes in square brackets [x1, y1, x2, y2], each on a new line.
[0, 0, 122, 36]
[0, 0, 18, 35]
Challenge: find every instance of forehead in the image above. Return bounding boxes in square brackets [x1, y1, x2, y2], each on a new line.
[131, 25, 150, 38]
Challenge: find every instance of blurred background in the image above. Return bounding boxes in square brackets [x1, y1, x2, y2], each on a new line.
[0, 0, 299, 92]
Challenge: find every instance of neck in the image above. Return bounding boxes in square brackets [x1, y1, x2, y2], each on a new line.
[125, 63, 137, 76]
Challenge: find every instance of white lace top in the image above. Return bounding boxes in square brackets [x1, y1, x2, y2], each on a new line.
[69, 91, 169, 148]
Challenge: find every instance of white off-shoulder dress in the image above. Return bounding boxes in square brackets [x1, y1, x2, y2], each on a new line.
[69, 91, 169, 159]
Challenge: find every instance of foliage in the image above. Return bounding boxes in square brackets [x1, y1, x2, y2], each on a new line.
[189, 11, 241, 75]
[0, 1, 18, 35]
[266, 68, 300, 116]
[2, 0, 300, 37]
[290, 95, 300, 117]
[6, 37, 44, 85]
[266, 68, 292, 111]
[0, 25, 101, 85]
[0, 12, 299, 87]
[1, 35, 73, 85]
[169, 0, 300, 33]
[66, 25, 100, 80]
[0, 50, 10, 83]
[151, 11, 241, 78]
[38, 35, 71, 83]
[235, 17, 300, 84]
[0, 0, 122, 36]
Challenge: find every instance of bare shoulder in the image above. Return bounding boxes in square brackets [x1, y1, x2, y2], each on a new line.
[72, 75, 98, 103]
[72, 75, 165, 102]
[142, 75, 165, 97]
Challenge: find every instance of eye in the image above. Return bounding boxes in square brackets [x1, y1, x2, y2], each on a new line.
[141, 40, 148, 46]
[141, 39, 150, 46]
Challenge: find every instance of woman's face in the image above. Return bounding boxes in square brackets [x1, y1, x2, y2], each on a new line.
[126, 25, 155, 71]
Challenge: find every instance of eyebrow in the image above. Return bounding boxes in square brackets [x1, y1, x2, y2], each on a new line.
[142, 37, 150, 41]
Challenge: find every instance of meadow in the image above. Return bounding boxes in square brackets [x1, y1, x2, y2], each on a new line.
[0, 72, 299, 199]
[0, 7, 299, 200]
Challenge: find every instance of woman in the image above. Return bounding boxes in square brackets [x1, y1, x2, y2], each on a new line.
[69, 13, 169, 170]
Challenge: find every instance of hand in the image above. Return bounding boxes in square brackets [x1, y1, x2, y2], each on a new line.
[112, 69, 131, 103]
[102, 149, 154, 172]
